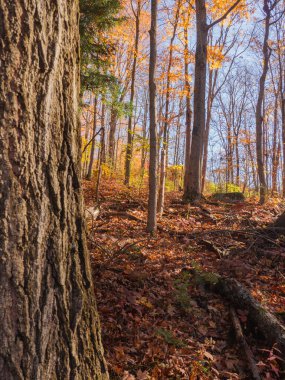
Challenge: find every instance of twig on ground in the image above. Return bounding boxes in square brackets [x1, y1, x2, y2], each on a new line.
[230, 307, 261, 380]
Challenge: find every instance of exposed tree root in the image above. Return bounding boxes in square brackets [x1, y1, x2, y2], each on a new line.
[185, 268, 285, 355]
[230, 307, 261, 380]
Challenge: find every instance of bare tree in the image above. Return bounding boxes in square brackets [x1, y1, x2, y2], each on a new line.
[183, 0, 241, 202]
[125, 0, 142, 185]
[147, 0, 158, 232]
[157, 0, 181, 215]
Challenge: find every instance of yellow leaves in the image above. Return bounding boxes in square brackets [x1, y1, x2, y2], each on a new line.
[207, 45, 225, 69]
[136, 296, 154, 309]
[209, 0, 248, 25]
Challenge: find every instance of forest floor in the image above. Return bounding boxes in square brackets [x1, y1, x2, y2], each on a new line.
[83, 179, 285, 380]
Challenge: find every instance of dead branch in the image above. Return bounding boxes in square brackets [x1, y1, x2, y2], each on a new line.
[230, 307, 261, 380]
[185, 269, 285, 354]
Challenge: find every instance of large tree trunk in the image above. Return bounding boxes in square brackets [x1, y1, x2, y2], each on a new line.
[183, 0, 241, 201]
[0, 1, 108, 379]
[183, 0, 208, 202]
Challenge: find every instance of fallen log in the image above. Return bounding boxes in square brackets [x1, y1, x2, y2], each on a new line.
[230, 307, 261, 380]
[210, 192, 245, 202]
[185, 269, 285, 355]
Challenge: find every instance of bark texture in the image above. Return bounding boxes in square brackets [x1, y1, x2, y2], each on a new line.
[183, 0, 208, 202]
[0, 1, 108, 379]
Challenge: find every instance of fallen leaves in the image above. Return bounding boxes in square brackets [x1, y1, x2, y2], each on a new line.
[83, 179, 285, 379]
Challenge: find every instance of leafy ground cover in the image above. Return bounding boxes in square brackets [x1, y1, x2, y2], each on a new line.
[83, 179, 285, 379]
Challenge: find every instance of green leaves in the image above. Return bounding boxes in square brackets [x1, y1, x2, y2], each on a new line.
[80, 0, 122, 91]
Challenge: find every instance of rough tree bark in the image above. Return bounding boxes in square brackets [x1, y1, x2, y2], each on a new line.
[0, 1, 108, 379]
[183, 0, 208, 202]
[183, 0, 241, 202]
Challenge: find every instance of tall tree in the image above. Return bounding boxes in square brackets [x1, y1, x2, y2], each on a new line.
[87, 96, 98, 180]
[147, 0, 158, 232]
[183, 8, 193, 195]
[0, 1, 108, 378]
[183, 0, 242, 202]
[124, 0, 142, 186]
[255, 0, 273, 203]
[157, 0, 181, 215]
[256, 0, 282, 203]
[275, 20, 285, 196]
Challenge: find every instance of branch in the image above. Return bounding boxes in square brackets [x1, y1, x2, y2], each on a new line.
[82, 127, 103, 155]
[207, 0, 242, 30]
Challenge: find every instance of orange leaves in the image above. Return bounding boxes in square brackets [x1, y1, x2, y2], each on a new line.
[207, 45, 226, 69]
[209, 0, 248, 25]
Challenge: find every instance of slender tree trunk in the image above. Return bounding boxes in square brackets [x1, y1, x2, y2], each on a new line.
[272, 86, 279, 195]
[0, 1, 108, 379]
[141, 94, 148, 170]
[235, 134, 240, 187]
[183, 20, 193, 195]
[245, 121, 258, 191]
[256, 0, 271, 204]
[282, 96, 285, 197]
[87, 96, 98, 180]
[201, 68, 218, 192]
[157, 125, 167, 215]
[226, 121, 234, 186]
[279, 44, 285, 196]
[183, 0, 208, 201]
[157, 1, 180, 215]
[147, 0, 158, 232]
[96, 104, 106, 202]
[108, 106, 117, 165]
[124, 0, 141, 186]
[174, 102, 182, 166]
[83, 97, 92, 177]
[140, 94, 148, 186]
